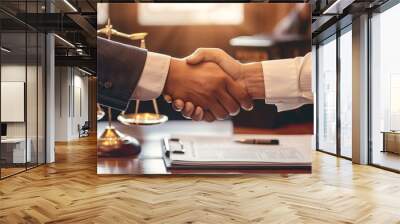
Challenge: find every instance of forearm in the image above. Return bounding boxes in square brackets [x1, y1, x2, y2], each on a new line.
[241, 62, 265, 99]
[163, 58, 184, 96]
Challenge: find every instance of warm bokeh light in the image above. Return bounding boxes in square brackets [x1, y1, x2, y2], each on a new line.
[138, 3, 244, 26]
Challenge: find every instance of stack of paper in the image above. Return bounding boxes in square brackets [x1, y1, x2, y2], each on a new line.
[167, 135, 311, 168]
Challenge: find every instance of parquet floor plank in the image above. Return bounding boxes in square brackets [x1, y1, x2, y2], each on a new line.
[1, 136, 400, 224]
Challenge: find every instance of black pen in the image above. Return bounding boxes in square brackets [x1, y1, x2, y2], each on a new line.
[235, 139, 279, 145]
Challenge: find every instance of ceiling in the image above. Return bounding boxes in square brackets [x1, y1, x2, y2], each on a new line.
[1, 0, 393, 74]
[1, 0, 97, 74]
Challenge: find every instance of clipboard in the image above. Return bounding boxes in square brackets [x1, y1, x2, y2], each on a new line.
[161, 137, 311, 171]
[162, 137, 183, 169]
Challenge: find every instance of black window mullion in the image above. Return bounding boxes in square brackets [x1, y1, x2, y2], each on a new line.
[367, 11, 373, 165]
[24, 0, 28, 171]
[315, 44, 319, 150]
[44, 32, 47, 164]
[336, 29, 341, 157]
[36, 0, 39, 168]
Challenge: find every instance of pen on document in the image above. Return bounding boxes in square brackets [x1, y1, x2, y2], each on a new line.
[235, 139, 279, 145]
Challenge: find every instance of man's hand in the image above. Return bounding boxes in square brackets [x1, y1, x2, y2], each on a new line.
[163, 58, 253, 121]
[166, 48, 264, 121]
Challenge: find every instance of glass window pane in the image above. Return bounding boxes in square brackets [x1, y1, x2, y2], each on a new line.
[1, 31, 27, 177]
[27, 31, 38, 169]
[27, 0, 39, 169]
[318, 37, 337, 154]
[371, 3, 400, 171]
[38, 33, 45, 165]
[339, 29, 352, 158]
[1, 1, 46, 179]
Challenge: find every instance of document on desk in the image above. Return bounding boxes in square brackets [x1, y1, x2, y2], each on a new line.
[168, 135, 311, 167]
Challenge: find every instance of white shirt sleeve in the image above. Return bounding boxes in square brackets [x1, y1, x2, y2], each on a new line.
[131, 52, 171, 100]
[261, 52, 313, 112]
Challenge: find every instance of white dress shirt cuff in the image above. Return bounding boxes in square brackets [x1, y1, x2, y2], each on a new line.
[132, 52, 171, 100]
[299, 53, 312, 94]
[262, 58, 301, 104]
[275, 103, 306, 112]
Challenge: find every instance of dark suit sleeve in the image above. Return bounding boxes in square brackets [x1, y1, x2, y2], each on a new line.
[97, 37, 147, 111]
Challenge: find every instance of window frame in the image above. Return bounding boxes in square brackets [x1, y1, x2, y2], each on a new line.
[338, 24, 353, 159]
[316, 33, 338, 156]
[367, 0, 400, 173]
[314, 17, 353, 160]
[0, 0, 47, 180]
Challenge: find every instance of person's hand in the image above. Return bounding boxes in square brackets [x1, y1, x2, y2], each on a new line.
[166, 48, 264, 121]
[163, 58, 253, 122]
[164, 94, 205, 121]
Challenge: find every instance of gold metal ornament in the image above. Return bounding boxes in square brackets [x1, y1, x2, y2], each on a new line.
[97, 107, 141, 157]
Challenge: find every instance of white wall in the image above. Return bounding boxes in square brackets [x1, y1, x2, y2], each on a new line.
[72, 73, 89, 138]
[54, 66, 70, 141]
[1, 63, 46, 164]
[1, 65, 40, 138]
[54, 67, 89, 141]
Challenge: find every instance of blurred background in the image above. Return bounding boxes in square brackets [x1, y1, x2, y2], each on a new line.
[98, 3, 312, 133]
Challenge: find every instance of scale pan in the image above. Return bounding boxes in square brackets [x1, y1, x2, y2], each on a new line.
[118, 113, 168, 125]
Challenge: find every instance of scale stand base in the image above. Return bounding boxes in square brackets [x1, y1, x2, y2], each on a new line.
[97, 126, 141, 157]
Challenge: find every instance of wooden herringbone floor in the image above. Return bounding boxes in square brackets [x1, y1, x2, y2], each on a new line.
[1, 136, 400, 224]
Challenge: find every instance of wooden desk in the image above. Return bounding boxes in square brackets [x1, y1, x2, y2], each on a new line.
[97, 121, 312, 174]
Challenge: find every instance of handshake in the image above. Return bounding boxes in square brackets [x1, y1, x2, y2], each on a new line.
[98, 36, 311, 117]
[162, 48, 265, 122]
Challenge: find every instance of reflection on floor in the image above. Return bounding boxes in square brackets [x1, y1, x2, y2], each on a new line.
[1, 167, 25, 178]
[373, 150, 400, 171]
[0, 136, 400, 223]
[0, 162, 43, 178]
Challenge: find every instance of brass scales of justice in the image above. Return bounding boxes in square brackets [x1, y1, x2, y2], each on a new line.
[97, 19, 168, 157]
